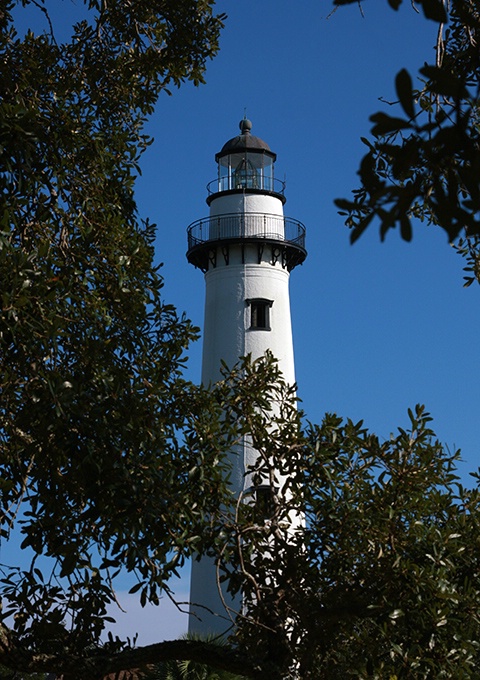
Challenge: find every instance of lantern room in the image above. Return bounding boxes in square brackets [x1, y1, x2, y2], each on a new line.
[206, 118, 283, 199]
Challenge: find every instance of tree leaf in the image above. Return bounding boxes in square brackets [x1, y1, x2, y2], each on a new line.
[370, 112, 411, 136]
[420, 65, 468, 98]
[418, 0, 448, 22]
[395, 69, 415, 119]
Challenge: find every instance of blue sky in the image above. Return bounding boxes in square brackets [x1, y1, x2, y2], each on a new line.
[11, 0, 480, 646]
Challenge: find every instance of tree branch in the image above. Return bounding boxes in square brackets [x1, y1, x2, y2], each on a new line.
[0, 639, 271, 680]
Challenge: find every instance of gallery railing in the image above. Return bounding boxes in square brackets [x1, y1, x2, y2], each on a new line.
[206, 175, 286, 196]
[187, 213, 306, 251]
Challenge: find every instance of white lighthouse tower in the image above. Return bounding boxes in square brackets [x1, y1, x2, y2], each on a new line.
[187, 118, 306, 636]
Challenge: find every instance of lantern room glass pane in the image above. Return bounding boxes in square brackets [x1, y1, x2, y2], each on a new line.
[218, 153, 274, 192]
[233, 157, 259, 189]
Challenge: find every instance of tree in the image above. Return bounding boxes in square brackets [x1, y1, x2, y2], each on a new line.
[333, 0, 480, 285]
[0, 1, 258, 677]
[214, 404, 480, 679]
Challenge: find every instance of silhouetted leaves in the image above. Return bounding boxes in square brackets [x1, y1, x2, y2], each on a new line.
[417, 0, 448, 22]
[336, 0, 480, 277]
[395, 68, 415, 118]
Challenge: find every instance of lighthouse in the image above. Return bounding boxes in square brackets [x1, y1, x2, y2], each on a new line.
[187, 118, 306, 636]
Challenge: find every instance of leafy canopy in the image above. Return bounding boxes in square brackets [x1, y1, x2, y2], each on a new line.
[0, 1, 243, 678]
[220, 405, 480, 679]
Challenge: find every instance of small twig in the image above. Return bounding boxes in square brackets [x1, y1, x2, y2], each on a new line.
[327, 1, 364, 20]
[30, 0, 57, 45]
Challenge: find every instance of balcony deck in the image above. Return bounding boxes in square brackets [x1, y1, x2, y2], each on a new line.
[186, 213, 306, 272]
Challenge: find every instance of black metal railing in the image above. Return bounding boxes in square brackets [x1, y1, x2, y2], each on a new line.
[206, 175, 286, 196]
[187, 213, 306, 251]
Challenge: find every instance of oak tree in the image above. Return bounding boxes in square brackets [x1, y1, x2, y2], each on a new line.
[217, 403, 480, 679]
[0, 2, 253, 678]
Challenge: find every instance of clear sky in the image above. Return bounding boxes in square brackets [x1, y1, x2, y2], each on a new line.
[11, 0, 480, 647]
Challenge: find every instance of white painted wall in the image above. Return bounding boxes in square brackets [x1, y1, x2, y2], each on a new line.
[210, 193, 285, 217]
[201, 261, 294, 385]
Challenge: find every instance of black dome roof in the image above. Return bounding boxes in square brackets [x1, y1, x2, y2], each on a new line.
[216, 119, 276, 161]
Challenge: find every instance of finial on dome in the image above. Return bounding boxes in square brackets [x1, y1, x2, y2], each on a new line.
[239, 117, 252, 134]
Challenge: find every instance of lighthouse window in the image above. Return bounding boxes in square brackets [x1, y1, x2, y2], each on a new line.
[255, 485, 275, 519]
[247, 298, 272, 330]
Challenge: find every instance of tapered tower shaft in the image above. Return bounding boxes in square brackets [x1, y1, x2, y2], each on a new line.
[187, 119, 306, 635]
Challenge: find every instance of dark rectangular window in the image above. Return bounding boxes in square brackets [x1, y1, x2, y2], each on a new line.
[247, 298, 272, 330]
[255, 485, 275, 519]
